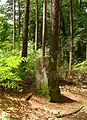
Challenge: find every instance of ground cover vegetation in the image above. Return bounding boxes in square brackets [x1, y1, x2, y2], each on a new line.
[0, 0, 86, 91]
[0, 0, 87, 119]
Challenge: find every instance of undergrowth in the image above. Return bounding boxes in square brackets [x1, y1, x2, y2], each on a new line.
[73, 60, 87, 74]
[0, 41, 40, 91]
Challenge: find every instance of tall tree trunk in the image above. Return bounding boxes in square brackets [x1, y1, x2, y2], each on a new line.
[22, 0, 30, 57]
[86, 43, 87, 60]
[69, 0, 73, 76]
[13, 0, 16, 49]
[60, 0, 66, 60]
[35, 0, 38, 51]
[48, 0, 61, 102]
[58, 0, 61, 56]
[50, 0, 52, 23]
[18, 0, 21, 37]
[18, 0, 21, 49]
[76, 0, 82, 62]
[77, 0, 81, 7]
[60, 0, 66, 37]
[42, 0, 46, 56]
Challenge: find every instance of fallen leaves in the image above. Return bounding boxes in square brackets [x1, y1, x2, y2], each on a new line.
[0, 85, 87, 120]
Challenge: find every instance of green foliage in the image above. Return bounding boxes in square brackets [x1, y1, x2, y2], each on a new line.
[0, 0, 87, 92]
[36, 85, 50, 99]
[17, 41, 41, 79]
[0, 12, 12, 42]
[0, 56, 22, 90]
[1, 115, 15, 120]
[73, 60, 87, 74]
[0, 42, 40, 90]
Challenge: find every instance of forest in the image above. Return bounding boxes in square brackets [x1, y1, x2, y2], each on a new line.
[0, 0, 87, 119]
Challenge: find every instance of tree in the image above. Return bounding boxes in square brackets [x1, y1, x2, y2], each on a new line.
[69, 0, 73, 76]
[4, 0, 13, 19]
[18, 0, 21, 38]
[0, 11, 12, 43]
[35, 0, 38, 51]
[42, 0, 46, 56]
[48, 0, 61, 102]
[18, 0, 21, 49]
[13, 0, 16, 49]
[77, 0, 81, 7]
[22, 0, 30, 57]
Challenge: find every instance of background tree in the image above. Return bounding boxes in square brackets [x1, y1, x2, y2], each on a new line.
[13, 0, 16, 49]
[69, 0, 73, 76]
[42, 0, 46, 56]
[22, 0, 30, 57]
[18, 0, 21, 38]
[35, 0, 38, 51]
[0, 0, 87, 96]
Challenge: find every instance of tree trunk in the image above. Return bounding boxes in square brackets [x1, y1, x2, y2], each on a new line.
[77, 0, 81, 7]
[42, 0, 46, 56]
[22, 0, 30, 57]
[58, 0, 62, 57]
[86, 43, 87, 60]
[50, 0, 52, 23]
[48, 0, 61, 102]
[18, 0, 21, 37]
[60, 0, 65, 60]
[69, 0, 73, 76]
[60, 0, 66, 37]
[18, 0, 21, 49]
[35, 0, 38, 51]
[58, 0, 61, 51]
[13, 0, 16, 49]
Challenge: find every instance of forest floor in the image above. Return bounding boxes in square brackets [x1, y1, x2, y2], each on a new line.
[0, 85, 87, 120]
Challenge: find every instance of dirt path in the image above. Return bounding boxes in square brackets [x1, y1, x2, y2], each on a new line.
[0, 85, 87, 120]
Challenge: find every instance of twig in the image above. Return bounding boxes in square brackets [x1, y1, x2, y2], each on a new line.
[56, 106, 84, 118]
[25, 94, 33, 101]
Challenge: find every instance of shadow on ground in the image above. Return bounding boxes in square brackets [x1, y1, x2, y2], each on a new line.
[0, 88, 85, 120]
[58, 95, 76, 103]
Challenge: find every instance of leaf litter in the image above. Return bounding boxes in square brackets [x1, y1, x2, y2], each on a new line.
[0, 85, 87, 120]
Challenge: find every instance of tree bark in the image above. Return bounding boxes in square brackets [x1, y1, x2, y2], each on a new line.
[60, 0, 65, 60]
[35, 0, 38, 51]
[18, 0, 21, 37]
[13, 0, 16, 49]
[69, 0, 73, 76]
[18, 0, 21, 49]
[50, 0, 52, 23]
[22, 0, 30, 57]
[58, 0, 62, 56]
[42, 0, 46, 56]
[60, 0, 66, 37]
[86, 43, 87, 60]
[48, 0, 61, 102]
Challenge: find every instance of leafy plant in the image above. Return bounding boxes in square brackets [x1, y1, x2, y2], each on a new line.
[73, 60, 87, 74]
[36, 85, 50, 99]
[0, 42, 40, 91]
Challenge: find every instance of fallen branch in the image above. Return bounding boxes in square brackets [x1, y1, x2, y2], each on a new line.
[25, 94, 33, 101]
[56, 106, 84, 118]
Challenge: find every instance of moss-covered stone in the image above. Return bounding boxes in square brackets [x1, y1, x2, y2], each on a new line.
[36, 57, 49, 98]
[36, 56, 61, 101]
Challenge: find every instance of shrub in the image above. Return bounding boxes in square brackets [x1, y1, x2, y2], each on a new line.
[0, 41, 40, 91]
[73, 60, 87, 74]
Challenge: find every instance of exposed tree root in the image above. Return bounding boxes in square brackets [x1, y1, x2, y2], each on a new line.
[56, 106, 84, 118]
[25, 93, 33, 101]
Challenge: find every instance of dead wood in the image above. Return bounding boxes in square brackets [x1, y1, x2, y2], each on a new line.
[56, 105, 84, 118]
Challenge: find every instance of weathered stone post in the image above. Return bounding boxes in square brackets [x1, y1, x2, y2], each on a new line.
[36, 56, 61, 102]
[36, 57, 49, 98]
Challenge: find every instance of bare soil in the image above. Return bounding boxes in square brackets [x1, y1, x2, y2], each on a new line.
[0, 85, 87, 120]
